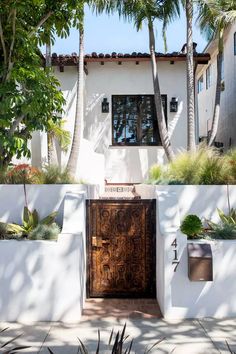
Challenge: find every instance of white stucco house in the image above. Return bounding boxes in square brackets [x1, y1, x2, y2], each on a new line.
[197, 23, 236, 149]
[31, 49, 210, 185]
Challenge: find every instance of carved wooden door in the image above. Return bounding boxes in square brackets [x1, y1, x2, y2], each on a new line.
[87, 200, 156, 297]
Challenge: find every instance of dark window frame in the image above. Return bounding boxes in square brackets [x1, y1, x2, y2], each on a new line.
[111, 94, 167, 147]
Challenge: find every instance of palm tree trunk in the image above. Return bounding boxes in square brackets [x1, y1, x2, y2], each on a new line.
[186, 0, 196, 151]
[148, 20, 174, 162]
[67, 14, 84, 176]
[208, 31, 223, 147]
[46, 40, 57, 165]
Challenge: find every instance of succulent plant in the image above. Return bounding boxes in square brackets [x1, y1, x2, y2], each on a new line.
[180, 215, 203, 239]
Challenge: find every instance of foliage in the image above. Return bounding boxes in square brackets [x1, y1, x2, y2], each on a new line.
[39, 165, 75, 184]
[197, 0, 236, 146]
[47, 120, 71, 165]
[28, 223, 60, 240]
[149, 164, 163, 183]
[148, 145, 236, 185]
[0, 164, 77, 184]
[225, 150, 236, 183]
[0, 0, 83, 167]
[0, 327, 29, 353]
[4, 164, 41, 184]
[180, 215, 203, 239]
[48, 323, 164, 354]
[217, 208, 236, 225]
[0, 207, 58, 238]
[0, 223, 7, 240]
[206, 222, 236, 240]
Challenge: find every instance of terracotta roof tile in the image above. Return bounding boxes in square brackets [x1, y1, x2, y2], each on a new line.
[49, 51, 210, 66]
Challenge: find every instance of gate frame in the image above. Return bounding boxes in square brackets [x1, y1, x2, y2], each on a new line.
[86, 199, 156, 298]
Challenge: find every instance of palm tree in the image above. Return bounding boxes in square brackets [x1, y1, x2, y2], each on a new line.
[67, 4, 85, 176]
[185, 0, 196, 151]
[47, 119, 71, 165]
[93, 0, 179, 162]
[198, 0, 236, 146]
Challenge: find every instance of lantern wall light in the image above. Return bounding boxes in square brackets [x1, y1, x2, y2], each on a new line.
[102, 98, 109, 113]
[170, 97, 179, 113]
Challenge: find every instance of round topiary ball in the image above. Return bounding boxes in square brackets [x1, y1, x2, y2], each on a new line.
[180, 215, 203, 239]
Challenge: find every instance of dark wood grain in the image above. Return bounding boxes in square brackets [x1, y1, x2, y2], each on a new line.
[87, 200, 156, 298]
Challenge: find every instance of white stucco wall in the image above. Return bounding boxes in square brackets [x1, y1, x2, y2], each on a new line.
[156, 185, 236, 319]
[0, 184, 88, 225]
[0, 234, 84, 323]
[33, 60, 189, 184]
[0, 189, 87, 323]
[197, 24, 236, 148]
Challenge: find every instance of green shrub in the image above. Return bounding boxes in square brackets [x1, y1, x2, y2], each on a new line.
[40, 165, 76, 184]
[225, 149, 236, 184]
[148, 145, 236, 185]
[180, 215, 203, 239]
[28, 223, 60, 240]
[149, 164, 163, 183]
[198, 154, 228, 185]
[167, 149, 204, 184]
[4, 164, 42, 184]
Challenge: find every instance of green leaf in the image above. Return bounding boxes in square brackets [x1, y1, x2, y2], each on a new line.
[40, 211, 58, 226]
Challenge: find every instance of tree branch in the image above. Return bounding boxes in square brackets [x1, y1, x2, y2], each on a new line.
[29, 11, 53, 38]
[8, 9, 16, 72]
[9, 115, 25, 136]
[0, 17, 7, 66]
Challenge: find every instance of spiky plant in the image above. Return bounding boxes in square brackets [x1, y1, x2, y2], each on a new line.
[0, 327, 30, 353]
[48, 324, 165, 354]
[165, 145, 230, 185]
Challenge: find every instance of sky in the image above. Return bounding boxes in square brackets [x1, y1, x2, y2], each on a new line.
[49, 5, 208, 55]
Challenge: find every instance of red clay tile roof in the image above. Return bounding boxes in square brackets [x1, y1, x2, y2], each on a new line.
[49, 51, 210, 66]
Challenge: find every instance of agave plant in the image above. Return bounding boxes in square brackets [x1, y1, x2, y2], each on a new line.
[217, 208, 236, 225]
[48, 324, 165, 354]
[226, 340, 236, 354]
[0, 207, 58, 238]
[0, 327, 29, 353]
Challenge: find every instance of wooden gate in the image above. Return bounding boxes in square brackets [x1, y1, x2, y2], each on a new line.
[87, 200, 156, 298]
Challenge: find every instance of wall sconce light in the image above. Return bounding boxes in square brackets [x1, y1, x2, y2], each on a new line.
[170, 97, 178, 113]
[102, 98, 109, 113]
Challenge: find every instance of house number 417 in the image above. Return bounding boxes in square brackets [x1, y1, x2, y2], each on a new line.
[171, 238, 180, 272]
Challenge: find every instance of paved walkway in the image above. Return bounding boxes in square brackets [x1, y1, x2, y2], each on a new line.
[1, 300, 236, 353]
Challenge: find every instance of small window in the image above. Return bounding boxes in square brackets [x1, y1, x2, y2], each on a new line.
[198, 75, 204, 93]
[206, 65, 212, 89]
[112, 95, 167, 146]
[234, 33, 236, 55]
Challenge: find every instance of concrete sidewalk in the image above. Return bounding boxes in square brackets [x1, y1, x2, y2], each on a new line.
[0, 317, 236, 354]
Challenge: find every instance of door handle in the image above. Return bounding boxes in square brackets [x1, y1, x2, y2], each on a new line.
[92, 237, 103, 248]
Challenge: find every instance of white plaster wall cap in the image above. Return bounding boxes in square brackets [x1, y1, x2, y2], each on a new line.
[62, 192, 86, 234]
[156, 188, 181, 235]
